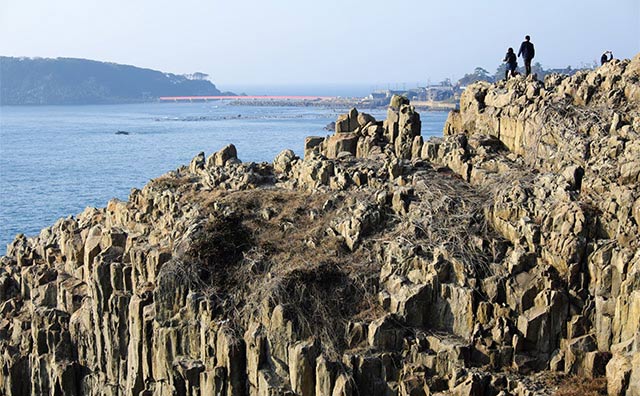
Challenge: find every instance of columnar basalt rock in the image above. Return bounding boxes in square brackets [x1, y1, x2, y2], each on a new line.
[384, 97, 422, 160]
[430, 54, 640, 395]
[2, 55, 640, 396]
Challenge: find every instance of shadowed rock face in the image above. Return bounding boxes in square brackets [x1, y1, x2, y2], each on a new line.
[1, 54, 640, 396]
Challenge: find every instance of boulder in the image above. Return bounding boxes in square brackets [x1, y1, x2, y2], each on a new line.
[357, 112, 376, 128]
[189, 151, 206, 173]
[325, 133, 359, 159]
[211, 144, 239, 167]
[273, 149, 298, 173]
[335, 108, 360, 133]
[304, 136, 325, 158]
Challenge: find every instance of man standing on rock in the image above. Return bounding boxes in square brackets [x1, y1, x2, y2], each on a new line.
[518, 35, 535, 76]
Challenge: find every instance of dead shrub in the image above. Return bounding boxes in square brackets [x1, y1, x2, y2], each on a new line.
[161, 188, 384, 357]
[404, 173, 505, 277]
[554, 376, 607, 396]
[150, 174, 195, 191]
[186, 214, 253, 293]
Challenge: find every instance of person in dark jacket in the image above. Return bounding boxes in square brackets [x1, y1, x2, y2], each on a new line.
[518, 35, 535, 76]
[601, 51, 613, 65]
[503, 48, 518, 80]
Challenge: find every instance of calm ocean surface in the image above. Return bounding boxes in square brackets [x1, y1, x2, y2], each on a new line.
[0, 102, 448, 253]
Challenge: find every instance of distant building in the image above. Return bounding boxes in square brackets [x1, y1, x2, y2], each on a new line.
[421, 86, 455, 101]
[367, 84, 456, 106]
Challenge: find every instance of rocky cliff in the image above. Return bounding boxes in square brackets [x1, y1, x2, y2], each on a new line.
[1, 54, 640, 396]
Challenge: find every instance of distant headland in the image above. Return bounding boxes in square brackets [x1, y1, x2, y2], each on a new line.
[0, 56, 236, 105]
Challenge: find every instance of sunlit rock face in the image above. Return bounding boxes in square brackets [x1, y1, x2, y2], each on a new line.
[1, 54, 640, 396]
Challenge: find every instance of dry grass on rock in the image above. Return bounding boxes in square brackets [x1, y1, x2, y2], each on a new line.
[554, 376, 607, 396]
[162, 188, 386, 357]
[394, 171, 507, 278]
[155, 162, 512, 357]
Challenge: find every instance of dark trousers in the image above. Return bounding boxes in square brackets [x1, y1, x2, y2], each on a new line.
[505, 68, 514, 80]
[524, 59, 532, 76]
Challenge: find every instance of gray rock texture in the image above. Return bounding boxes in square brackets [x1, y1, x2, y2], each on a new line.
[2, 54, 640, 395]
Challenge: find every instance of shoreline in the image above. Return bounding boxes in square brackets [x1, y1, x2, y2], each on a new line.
[0, 104, 452, 253]
[1, 97, 460, 111]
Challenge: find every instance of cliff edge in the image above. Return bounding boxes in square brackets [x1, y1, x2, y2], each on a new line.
[1, 54, 640, 395]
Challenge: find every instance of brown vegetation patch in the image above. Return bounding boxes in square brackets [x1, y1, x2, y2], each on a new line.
[554, 376, 607, 396]
[149, 173, 196, 191]
[170, 188, 386, 357]
[187, 214, 253, 292]
[400, 171, 507, 277]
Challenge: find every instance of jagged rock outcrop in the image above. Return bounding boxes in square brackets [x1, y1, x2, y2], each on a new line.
[307, 102, 421, 162]
[433, 54, 640, 395]
[1, 54, 640, 396]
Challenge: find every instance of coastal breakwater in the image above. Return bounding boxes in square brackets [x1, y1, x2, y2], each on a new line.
[1, 54, 640, 396]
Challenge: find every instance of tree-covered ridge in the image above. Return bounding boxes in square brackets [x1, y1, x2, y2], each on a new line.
[0, 57, 231, 105]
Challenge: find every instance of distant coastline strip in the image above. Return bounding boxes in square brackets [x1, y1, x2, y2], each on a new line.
[159, 95, 336, 102]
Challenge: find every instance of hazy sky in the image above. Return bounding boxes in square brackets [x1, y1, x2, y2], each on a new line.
[1, 0, 639, 88]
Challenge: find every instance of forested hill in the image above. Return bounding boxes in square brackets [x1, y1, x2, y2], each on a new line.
[0, 57, 232, 105]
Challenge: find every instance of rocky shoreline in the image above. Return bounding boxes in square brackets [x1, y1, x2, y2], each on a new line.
[1, 54, 639, 395]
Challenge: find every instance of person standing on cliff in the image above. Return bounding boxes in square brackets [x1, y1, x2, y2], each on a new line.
[518, 35, 535, 76]
[503, 48, 518, 80]
[601, 51, 613, 65]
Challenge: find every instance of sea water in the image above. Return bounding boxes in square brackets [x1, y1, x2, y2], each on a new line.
[0, 102, 448, 253]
